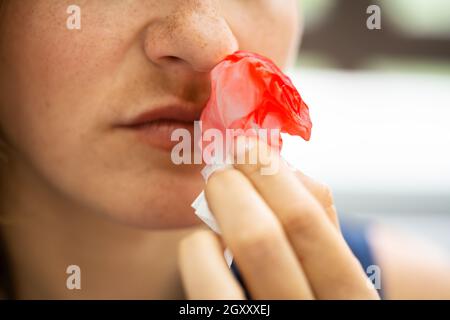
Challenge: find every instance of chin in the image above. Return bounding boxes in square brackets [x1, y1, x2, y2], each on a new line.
[103, 168, 206, 230]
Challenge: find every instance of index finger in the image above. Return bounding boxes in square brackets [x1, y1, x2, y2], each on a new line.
[232, 137, 378, 299]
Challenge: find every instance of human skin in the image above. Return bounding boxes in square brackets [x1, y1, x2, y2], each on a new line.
[1, 0, 444, 300]
[0, 0, 317, 300]
[0, 0, 300, 229]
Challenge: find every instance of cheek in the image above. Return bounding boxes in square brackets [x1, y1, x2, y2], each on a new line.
[0, 4, 89, 144]
[0, 4, 120, 215]
[0, 2, 127, 161]
[0, 3, 204, 229]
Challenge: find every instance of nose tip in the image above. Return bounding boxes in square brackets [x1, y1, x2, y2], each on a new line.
[144, 12, 239, 73]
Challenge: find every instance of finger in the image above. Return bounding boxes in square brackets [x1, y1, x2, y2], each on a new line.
[294, 171, 340, 230]
[205, 168, 314, 299]
[233, 137, 378, 299]
[178, 230, 246, 300]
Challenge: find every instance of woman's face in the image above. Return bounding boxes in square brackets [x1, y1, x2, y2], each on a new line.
[0, 0, 300, 229]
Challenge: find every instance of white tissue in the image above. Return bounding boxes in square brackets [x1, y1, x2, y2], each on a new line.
[191, 191, 221, 234]
[191, 160, 233, 267]
[191, 147, 298, 268]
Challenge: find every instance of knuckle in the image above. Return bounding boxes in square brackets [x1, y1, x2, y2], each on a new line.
[232, 222, 281, 256]
[282, 201, 319, 234]
[234, 139, 276, 175]
[295, 172, 335, 209]
[319, 183, 334, 209]
[237, 156, 261, 177]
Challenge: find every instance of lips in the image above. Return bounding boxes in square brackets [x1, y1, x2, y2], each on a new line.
[125, 105, 202, 126]
[117, 104, 202, 152]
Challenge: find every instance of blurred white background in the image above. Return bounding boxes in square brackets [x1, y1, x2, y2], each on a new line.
[282, 0, 450, 248]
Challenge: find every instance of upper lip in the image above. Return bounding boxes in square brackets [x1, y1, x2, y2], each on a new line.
[119, 102, 203, 127]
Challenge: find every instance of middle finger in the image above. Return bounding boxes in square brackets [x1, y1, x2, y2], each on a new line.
[205, 168, 314, 299]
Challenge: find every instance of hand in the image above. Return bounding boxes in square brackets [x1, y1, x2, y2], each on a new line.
[179, 137, 379, 300]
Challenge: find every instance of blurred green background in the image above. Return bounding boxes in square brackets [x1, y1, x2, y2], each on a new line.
[297, 0, 450, 74]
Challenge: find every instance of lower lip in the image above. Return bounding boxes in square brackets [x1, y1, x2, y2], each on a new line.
[122, 120, 196, 152]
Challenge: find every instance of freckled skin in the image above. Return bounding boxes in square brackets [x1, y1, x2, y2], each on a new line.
[0, 0, 301, 229]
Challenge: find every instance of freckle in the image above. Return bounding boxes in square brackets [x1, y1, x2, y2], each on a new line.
[166, 15, 176, 37]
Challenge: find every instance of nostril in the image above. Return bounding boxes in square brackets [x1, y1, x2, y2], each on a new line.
[157, 55, 188, 67]
[165, 56, 183, 63]
[166, 56, 180, 61]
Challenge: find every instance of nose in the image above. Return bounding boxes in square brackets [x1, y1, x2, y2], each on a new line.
[143, 2, 239, 73]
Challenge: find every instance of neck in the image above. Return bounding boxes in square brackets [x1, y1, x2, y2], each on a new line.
[0, 157, 197, 299]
